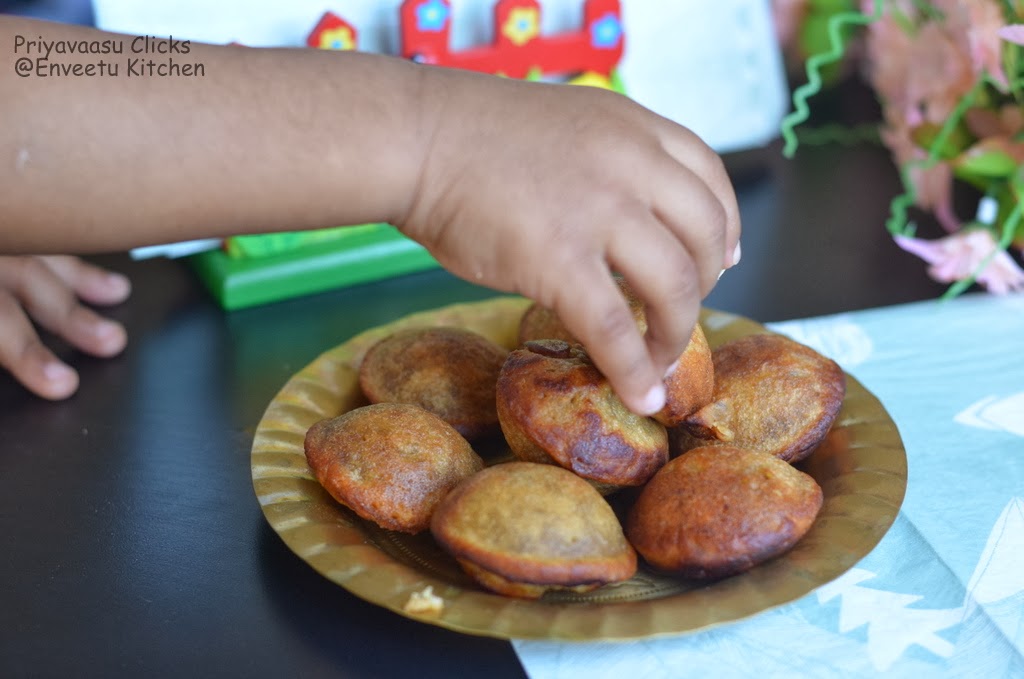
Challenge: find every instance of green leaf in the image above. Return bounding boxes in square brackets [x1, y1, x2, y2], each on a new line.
[955, 148, 1018, 178]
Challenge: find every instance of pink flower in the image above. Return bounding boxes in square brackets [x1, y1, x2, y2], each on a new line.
[861, 0, 1013, 237]
[998, 24, 1024, 45]
[935, 0, 1010, 88]
[863, 1, 978, 126]
[895, 229, 1024, 294]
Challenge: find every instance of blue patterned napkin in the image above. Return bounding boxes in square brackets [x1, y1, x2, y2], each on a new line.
[514, 292, 1024, 678]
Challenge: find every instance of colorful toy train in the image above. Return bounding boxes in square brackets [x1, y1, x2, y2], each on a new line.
[308, 0, 624, 89]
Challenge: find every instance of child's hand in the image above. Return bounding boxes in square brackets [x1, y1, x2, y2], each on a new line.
[399, 71, 741, 416]
[0, 256, 130, 399]
[0, 20, 736, 416]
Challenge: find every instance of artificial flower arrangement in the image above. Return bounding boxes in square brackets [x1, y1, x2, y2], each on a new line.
[776, 0, 1024, 296]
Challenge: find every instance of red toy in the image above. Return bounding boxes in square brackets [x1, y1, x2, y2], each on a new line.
[400, 0, 623, 79]
[307, 11, 359, 51]
[306, 1, 624, 83]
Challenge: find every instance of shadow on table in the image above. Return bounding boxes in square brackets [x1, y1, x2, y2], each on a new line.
[254, 518, 528, 679]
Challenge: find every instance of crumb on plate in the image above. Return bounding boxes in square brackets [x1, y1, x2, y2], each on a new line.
[403, 585, 444, 616]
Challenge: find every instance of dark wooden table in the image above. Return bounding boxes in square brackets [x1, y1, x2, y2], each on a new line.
[0, 124, 950, 677]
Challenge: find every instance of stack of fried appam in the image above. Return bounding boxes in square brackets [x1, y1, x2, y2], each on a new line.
[303, 282, 845, 598]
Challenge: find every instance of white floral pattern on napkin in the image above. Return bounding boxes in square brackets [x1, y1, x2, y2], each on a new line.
[955, 393, 1024, 437]
[769, 315, 874, 370]
[514, 292, 1024, 679]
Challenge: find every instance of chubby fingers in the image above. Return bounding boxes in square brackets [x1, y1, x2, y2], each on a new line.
[585, 135, 734, 404]
[606, 124, 739, 387]
[0, 256, 128, 361]
[0, 255, 129, 399]
[549, 258, 666, 416]
[0, 289, 79, 400]
[39, 255, 133, 306]
[658, 123, 742, 271]
[607, 211, 703, 379]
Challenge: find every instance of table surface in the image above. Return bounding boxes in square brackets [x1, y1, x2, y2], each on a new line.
[0, 92, 957, 677]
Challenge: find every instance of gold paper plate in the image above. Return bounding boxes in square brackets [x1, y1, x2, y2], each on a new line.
[251, 297, 907, 641]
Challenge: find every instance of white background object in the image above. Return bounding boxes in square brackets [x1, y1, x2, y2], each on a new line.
[93, 0, 788, 153]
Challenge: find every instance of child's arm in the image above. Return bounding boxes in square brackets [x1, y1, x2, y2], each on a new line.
[0, 17, 740, 413]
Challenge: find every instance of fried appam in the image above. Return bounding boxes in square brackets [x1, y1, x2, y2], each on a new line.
[683, 334, 845, 463]
[430, 461, 638, 599]
[625, 445, 823, 579]
[358, 326, 508, 440]
[495, 339, 668, 492]
[655, 322, 715, 427]
[517, 278, 714, 425]
[304, 403, 484, 534]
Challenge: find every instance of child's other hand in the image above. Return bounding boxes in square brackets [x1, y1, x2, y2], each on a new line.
[400, 72, 741, 416]
[0, 256, 130, 399]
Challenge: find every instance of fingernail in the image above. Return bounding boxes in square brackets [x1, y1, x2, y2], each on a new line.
[106, 272, 131, 296]
[637, 383, 666, 416]
[731, 241, 742, 267]
[664, 359, 679, 380]
[43, 361, 76, 384]
[93, 319, 122, 340]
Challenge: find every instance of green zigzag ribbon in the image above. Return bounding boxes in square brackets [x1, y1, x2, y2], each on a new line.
[780, 0, 883, 159]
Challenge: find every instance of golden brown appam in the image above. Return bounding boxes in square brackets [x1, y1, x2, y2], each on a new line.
[625, 445, 823, 579]
[517, 279, 714, 427]
[430, 461, 637, 599]
[655, 322, 715, 427]
[358, 326, 508, 440]
[495, 340, 668, 491]
[304, 403, 484, 534]
[683, 333, 845, 463]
